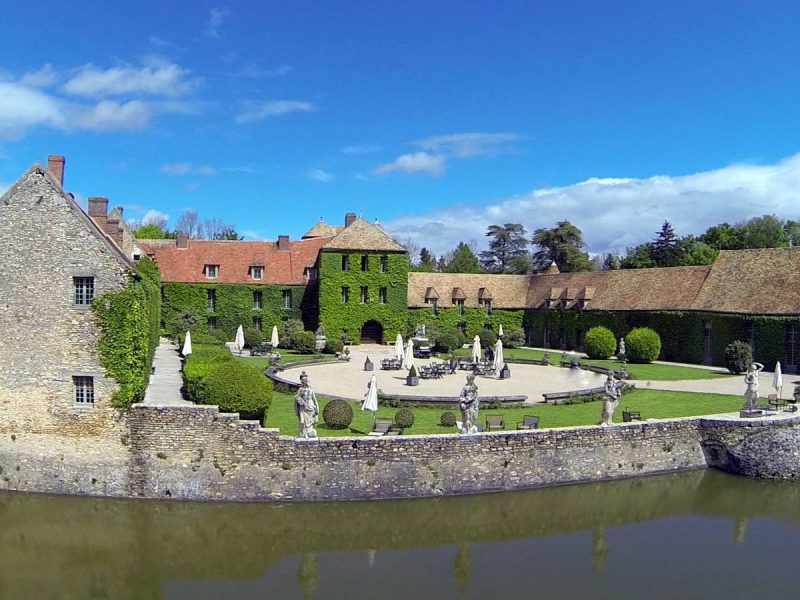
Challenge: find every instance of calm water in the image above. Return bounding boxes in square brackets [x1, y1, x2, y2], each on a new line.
[2, 469, 800, 599]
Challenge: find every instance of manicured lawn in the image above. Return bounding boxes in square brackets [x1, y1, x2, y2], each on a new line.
[452, 347, 731, 381]
[237, 351, 332, 370]
[263, 388, 743, 437]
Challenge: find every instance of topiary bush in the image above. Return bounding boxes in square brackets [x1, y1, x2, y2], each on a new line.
[725, 340, 753, 374]
[279, 318, 305, 349]
[478, 329, 498, 349]
[293, 331, 317, 354]
[432, 327, 465, 354]
[244, 327, 263, 348]
[212, 328, 231, 344]
[322, 398, 354, 430]
[625, 327, 662, 363]
[440, 411, 457, 427]
[324, 338, 344, 355]
[584, 326, 617, 359]
[201, 360, 272, 421]
[395, 408, 415, 429]
[502, 327, 525, 348]
[183, 343, 234, 402]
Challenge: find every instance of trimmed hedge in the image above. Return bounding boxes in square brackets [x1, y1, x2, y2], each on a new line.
[440, 411, 457, 427]
[626, 327, 662, 363]
[293, 331, 317, 354]
[322, 398, 354, 429]
[201, 360, 272, 421]
[584, 326, 617, 359]
[725, 340, 753, 374]
[395, 408, 415, 429]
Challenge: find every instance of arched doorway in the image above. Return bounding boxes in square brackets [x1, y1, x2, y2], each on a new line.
[360, 320, 383, 344]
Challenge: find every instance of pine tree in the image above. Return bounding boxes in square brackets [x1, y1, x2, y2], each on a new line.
[652, 221, 681, 267]
[479, 224, 528, 273]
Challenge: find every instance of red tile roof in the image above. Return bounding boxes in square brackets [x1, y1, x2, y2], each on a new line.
[141, 237, 330, 285]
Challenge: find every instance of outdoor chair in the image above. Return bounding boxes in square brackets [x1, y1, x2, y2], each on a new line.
[372, 418, 393, 436]
[516, 415, 540, 430]
[622, 409, 642, 422]
[768, 394, 785, 412]
[485, 415, 505, 431]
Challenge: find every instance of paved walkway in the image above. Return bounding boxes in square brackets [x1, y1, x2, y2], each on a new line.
[143, 338, 192, 406]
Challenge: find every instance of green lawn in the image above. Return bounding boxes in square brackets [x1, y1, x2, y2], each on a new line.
[263, 388, 743, 437]
[452, 346, 731, 381]
[236, 351, 332, 370]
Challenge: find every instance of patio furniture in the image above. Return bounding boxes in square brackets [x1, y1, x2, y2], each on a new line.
[516, 415, 540, 430]
[768, 394, 785, 412]
[372, 418, 393, 436]
[485, 415, 505, 431]
[251, 342, 271, 356]
[622, 409, 641, 422]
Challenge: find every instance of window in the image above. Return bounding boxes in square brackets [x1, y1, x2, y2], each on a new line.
[250, 265, 263, 280]
[253, 290, 262, 309]
[73, 376, 94, 405]
[282, 290, 292, 309]
[207, 316, 217, 331]
[341, 286, 350, 303]
[253, 316, 262, 331]
[306, 267, 318, 281]
[458, 321, 467, 334]
[207, 289, 216, 312]
[360, 286, 368, 303]
[341, 255, 350, 270]
[429, 299, 438, 314]
[361, 255, 369, 271]
[73, 276, 95, 306]
[379, 287, 387, 304]
[380, 255, 388, 272]
[485, 300, 492, 315]
[456, 299, 465, 315]
[205, 264, 219, 279]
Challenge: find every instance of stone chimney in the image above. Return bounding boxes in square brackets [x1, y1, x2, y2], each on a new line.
[88, 197, 109, 230]
[177, 232, 189, 249]
[47, 155, 65, 187]
[277, 235, 290, 251]
[345, 212, 357, 227]
[105, 207, 124, 247]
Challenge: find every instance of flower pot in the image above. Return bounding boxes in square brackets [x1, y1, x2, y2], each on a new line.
[406, 376, 419, 386]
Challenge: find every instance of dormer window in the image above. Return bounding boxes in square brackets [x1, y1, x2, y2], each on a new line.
[205, 264, 219, 279]
[306, 267, 318, 281]
[250, 265, 264, 280]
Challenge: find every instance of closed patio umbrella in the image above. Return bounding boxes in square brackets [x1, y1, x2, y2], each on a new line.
[403, 338, 415, 371]
[498, 324, 504, 337]
[394, 334, 404, 361]
[234, 325, 245, 354]
[181, 330, 192, 357]
[271, 325, 280, 348]
[493, 338, 504, 373]
[471, 335, 481, 363]
[362, 375, 379, 413]
[773, 361, 783, 398]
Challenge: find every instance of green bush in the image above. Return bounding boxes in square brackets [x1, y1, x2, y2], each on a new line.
[625, 327, 662, 363]
[212, 328, 230, 344]
[502, 327, 525, 348]
[293, 331, 317, 354]
[201, 360, 272, 421]
[279, 318, 305, 349]
[324, 338, 344, 354]
[432, 327, 465, 354]
[725, 340, 753, 374]
[440, 411, 456, 427]
[322, 398, 354, 429]
[478, 329, 498, 349]
[244, 327, 264, 348]
[395, 408, 415, 429]
[584, 326, 617, 359]
[408, 365, 418, 378]
[183, 344, 233, 402]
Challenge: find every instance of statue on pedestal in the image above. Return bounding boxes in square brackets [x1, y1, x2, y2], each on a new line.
[459, 374, 480, 434]
[742, 362, 764, 412]
[295, 372, 319, 438]
[600, 372, 620, 426]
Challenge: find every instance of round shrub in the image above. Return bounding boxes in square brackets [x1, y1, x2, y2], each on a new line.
[584, 326, 617, 359]
[478, 329, 498, 349]
[201, 360, 272, 421]
[324, 338, 344, 355]
[322, 398, 354, 430]
[433, 327, 465, 354]
[725, 340, 753, 374]
[293, 331, 317, 354]
[440, 411, 457, 427]
[212, 328, 230, 344]
[502, 327, 525, 348]
[244, 327, 263, 348]
[395, 408, 415, 429]
[625, 327, 661, 363]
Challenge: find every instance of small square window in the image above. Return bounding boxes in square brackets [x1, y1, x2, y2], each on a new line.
[74, 276, 95, 306]
[250, 266, 263, 280]
[360, 286, 368, 303]
[341, 286, 350, 303]
[379, 287, 387, 304]
[253, 316, 262, 331]
[380, 255, 388, 272]
[73, 376, 94, 405]
[253, 291, 262, 309]
[205, 264, 219, 279]
[282, 290, 292, 309]
[361, 255, 369, 271]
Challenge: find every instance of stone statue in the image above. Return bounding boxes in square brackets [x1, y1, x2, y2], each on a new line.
[294, 372, 319, 438]
[743, 362, 764, 411]
[618, 338, 626, 357]
[458, 374, 480, 434]
[600, 372, 620, 426]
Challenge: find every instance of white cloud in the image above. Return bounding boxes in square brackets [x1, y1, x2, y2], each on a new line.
[161, 162, 217, 176]
[142, 209, 170, 225]
[63, 59, 199, 98]
[383, 154, 800, 257]
[415, 132, 522, 157]
[20, 64, 57, 88]
[342, 144, 381, 155]
[308, 168, 332, 182]
[204, 7, 230, 38]
[69, 100, 154, 132]
[234, 100, 316, 124]
[0, 81, 66, 139]
[373, 152, 446, 177]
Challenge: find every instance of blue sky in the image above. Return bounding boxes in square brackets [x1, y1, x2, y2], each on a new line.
[2, 1, 800, 257]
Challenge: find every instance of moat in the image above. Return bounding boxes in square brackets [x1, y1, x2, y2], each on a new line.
[3, 469, 799, 599]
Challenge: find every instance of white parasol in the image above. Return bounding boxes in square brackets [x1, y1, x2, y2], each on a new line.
[471, 335, 482, 363]
[773, 361, 783, 399]
[394, 334, 404, 361]
[271, 325, 280, 348]
[403, 338, 415, 371]
[498, 324, 504, 337]
[362, 375, 379, 413]
[234, 325, 245, 354]
[181, 330, 192, 356]
[493, 337, 504, 373]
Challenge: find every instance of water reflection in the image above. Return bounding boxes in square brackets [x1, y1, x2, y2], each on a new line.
[1, 470, 799, 599]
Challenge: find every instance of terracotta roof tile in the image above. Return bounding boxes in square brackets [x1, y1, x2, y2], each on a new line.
[408, 273, 530, 308]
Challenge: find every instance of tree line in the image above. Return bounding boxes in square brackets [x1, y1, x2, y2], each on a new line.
[129, 209, 243, 240]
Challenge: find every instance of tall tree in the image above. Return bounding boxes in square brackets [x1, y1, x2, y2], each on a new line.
[651, 220, 682, 267]
[175, 209, 202, 238]
[531, 220, 592, 272]
[479, 224, 529, 273]
[135, 224, 168, 239]
[736, 214, 788, 248]
[418, 248, 436, 271]
[620, 243, 656, 269]
[601, 252, 621, 270]
[700, 222, 743, 250]
[445, 242, 482, 273]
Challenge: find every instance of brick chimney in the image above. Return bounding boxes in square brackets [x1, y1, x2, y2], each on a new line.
[88, 197, 109, 230]
[345, 212, 357, 227]
[47, 155, 65, 187]
[177, 232, 189, 249]
[277, 235, 290, 251]
[105, 207, 124, 247]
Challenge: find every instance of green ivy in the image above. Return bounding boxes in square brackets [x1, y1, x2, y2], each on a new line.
[408, 306, 524, 340]
[93, 257, 161, 408]
[318, 251, 409, 342]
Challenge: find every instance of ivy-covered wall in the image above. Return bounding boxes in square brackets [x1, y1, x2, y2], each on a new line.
[161, 282, 316, 336]
[93, 257, 162, 408]
[408, 306, 524, 339]
[318, 251, 409, 342]
[523, 308, 799, 370]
